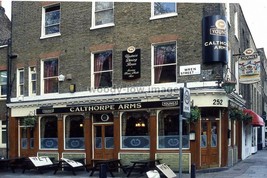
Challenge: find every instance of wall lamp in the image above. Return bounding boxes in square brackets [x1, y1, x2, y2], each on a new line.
[221, 67, 236, 94]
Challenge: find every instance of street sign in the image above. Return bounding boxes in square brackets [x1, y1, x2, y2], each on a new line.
[181, 87, 191, 118]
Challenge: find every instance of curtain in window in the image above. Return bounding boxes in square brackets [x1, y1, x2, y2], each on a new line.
[94, 51, 112, 88]
[44, 59, 58, 93]
[94, 54, 105, 88]
[155, 48, 165, 83]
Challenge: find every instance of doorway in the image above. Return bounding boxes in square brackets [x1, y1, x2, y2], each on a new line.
[93, 124, 114, 159]
[19, 127, 35, 157]
[200, 119, 220, 168]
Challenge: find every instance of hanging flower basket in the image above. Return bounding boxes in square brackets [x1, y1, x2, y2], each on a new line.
[23, 116, 37, 127]
[229, 107, 243, 120]
[188, 107, 201, 123]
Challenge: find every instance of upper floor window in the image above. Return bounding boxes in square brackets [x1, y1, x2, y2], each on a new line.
[91, 1, 114, 29]
[41, 58, 58, 94]
[152, 42, 177, 84]
[29, 66, 37, 96]
[0, 71, 7, 97]
[151, 2, 177, 20]
[92, 51, 112, 89]
[17, 68, 24, 96]
[41, 4, 60, 38]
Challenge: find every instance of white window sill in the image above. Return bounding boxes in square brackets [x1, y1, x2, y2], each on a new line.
[90, 23, 115, 30]
[150, 13, 178, 20]
[40, 33, 61, 40]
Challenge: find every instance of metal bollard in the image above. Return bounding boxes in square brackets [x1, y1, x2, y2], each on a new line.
[191, 164, 196, 178]
[99, 164, 107, 178]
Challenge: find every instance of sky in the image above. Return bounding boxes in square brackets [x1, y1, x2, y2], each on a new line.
[1, 0, 267, 56]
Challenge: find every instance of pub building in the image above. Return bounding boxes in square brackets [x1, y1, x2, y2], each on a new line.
[6, 2, 265, 173]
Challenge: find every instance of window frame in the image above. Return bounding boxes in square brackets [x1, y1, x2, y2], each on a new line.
[0, 120, 6, 148]
[0, 71, 7, 98]
[157, 109, 190, 150]
[41, 3, 61, 39]
[28, 66, 37, 96]
[64, 115, 85, 150]
[40, 58, 59, 95]
[91, 50, 113, 89]
[150, 2, 177, 20]
[17, 68, 24, 97]
[91, 1, 115, 30]
[234, 12, 239, 40]
[151, 41, 177, 85]
[39, 116, 58, 150]
[120, 111, 150, 150]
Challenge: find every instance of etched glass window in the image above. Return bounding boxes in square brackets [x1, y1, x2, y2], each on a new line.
[121, 111, 150, 149]
[158, 110, 189, 149]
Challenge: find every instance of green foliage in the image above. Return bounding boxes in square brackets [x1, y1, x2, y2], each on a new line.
[189, 107, 200, 123]
[23, 116, 37, 127]
[229, 108, 252, 123]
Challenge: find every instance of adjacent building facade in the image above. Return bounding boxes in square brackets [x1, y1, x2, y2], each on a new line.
[0, 2, 10, 157]
[7, 2, 266, 172]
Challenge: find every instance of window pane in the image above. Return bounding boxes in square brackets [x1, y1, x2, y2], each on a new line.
[105, 125, 114, 149]
[0, 71, 7, 84]
[65, 115, 85, 149]
[122, 112, 150, 148]
[44, 78, 58, 93]
[154, 65, 176, 83]
[154, 2, 175, 15]
[95, 2, 114, 26]
[94, 51, 112, 88]
[1, 85, 7, 96]
[44, 59, 58, 77]
[158, 110, 189, 148]
[95, 9, 114, 25]
[95, 2, 113, 11]
[40, 116, 58, 149]
[45, 5, 60, 35]
[2, 130, 6, 144]
[154, 43, 176, 65]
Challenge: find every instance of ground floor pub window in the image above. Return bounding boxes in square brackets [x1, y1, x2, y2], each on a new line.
[65, 115, 85, 149]
[40, 116, 58, 149]
[158, 110, 189, 149]
[121, 111, 150, 149]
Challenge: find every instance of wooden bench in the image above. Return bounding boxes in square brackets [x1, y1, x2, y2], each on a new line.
[89, 159, 128, 177]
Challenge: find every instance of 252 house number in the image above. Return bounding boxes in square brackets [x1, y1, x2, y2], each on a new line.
[213, 99, 223, 105]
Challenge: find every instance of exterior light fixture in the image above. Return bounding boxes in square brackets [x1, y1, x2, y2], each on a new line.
[222, 67, 236, 94]
[69, 84, 76, 93]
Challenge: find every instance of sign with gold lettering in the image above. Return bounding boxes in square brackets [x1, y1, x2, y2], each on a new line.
[122, 47, 141, 80]
[36, 100, 179, 114]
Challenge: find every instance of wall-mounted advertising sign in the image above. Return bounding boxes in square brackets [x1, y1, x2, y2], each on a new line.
[238, 48, 260, 84]
[202, 15, 228, 64]
[122, 46, 141, 80]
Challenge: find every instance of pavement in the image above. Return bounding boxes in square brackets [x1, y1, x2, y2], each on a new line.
[0, 148, 267, 178]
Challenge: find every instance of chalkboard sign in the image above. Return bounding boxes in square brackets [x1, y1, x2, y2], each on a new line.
[122, 48, 141, 80]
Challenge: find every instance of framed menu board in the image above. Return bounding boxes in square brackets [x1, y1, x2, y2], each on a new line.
[122, 47, 141, 80]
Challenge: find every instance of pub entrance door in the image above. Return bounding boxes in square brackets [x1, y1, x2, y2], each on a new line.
[93, 124, 114, 160]
[200, 119, 220, 168]
[19, 126, 35, 157]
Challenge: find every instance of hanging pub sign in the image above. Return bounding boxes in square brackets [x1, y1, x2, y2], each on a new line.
[122, 46, 141, 80]
[202, 15, 228, 64]
[238, 48, 260, 84]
